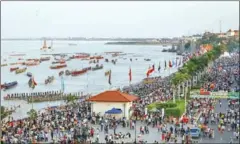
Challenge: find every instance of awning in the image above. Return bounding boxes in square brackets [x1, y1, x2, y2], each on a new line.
[105, 108, 122, 114]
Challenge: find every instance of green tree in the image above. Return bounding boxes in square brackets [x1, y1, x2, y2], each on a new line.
[65, 94, 78, 106]
[27, 109, 37, 119]
[184, 41, 191, 51]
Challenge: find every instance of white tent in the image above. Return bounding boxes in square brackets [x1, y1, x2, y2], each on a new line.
[220, 52, 230, 58]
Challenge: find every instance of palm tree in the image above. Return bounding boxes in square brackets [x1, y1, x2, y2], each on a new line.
[65, 94, 78, 106]
[27, 109, 37, 120]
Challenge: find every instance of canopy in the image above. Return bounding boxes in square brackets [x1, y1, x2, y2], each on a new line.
[105, 108, 122, 114]
[220, 52, 230, 58]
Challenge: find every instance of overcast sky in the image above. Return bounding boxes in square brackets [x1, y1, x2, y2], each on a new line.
[1, 1, 239, 38]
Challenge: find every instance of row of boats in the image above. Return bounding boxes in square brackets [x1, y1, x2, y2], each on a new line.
[58, 64, 104, 76]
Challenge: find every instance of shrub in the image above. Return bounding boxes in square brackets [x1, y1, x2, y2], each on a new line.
[165, 107, 181, 117]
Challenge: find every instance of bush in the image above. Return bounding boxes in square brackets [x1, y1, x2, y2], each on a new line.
[155, 102, 177, 109]
[165, 107, 181, 117]
[147, 103, 156, 110]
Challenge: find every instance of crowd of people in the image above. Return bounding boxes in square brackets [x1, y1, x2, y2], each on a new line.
[1, 50, 239, 143]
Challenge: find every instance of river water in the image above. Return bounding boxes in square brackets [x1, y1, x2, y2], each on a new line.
[1, 40, 179, 118]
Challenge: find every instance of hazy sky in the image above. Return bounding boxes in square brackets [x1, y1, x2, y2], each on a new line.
[1, 1, 239, 38]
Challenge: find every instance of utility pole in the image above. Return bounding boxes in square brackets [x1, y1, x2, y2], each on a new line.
[219, 20, 222, 34]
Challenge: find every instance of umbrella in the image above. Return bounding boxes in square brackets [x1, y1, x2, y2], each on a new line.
[105, 108, 122, 114]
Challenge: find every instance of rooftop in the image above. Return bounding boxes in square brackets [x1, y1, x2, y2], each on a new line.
[87, 90, 138, 102]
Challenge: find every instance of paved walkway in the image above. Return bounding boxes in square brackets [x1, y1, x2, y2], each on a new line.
[199, 99, 237, 143]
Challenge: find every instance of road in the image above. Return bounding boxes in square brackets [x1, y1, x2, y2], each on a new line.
[199, 99, 237, 143]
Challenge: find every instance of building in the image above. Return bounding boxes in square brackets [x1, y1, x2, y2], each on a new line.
[226, 29, 239, 37]
[215, 33, 227, 38]
[87, 90, 138, 119]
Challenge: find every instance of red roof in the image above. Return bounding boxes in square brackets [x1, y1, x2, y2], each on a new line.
[87, 90, 138, 102]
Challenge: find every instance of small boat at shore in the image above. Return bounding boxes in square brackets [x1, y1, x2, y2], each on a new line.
[10, 62, 19, 66]
[40, 57, 51, 61]
[10, 67, 19, 72]
[26, 72, 32, 77]
[1, 64, 8, 67]
[65, 70, 71, 76]
[3, 81, 18, 90]
[92, 64, 103, 71]
[45, 76, 54, 84]
[83, 67, 92, 71]
[59, 71, 64, 76]
[74, 53, 90, 59]
[9, 54, 26, 57]
[68, 43, 77, 46]
[16, 68, 27, 74]
[50, 64, 67, 69]
[90, 56, 104, 60]
[25, 61, 39, 66]
[52, 61, 65, 64]
[26, 59, 40, 62]
[71, 69, 88, 76]
[1, 84, 5, 89]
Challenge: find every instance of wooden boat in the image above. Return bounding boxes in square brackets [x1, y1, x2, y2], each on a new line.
[83, 67, 92, 71]
[26, 72, 32, 77]
[65, 70, 71, 76]
[68, 43, 77, 46]
[144, 58, 151, 61]
[10, 67, 19, 72]
[3, 81, 18, 90]
[59, 71, 64, 76]
[111, 60, 116, 65]
[50, 64, 67, 69]
[74, 53, 90, 59]
[1, 64, 8, 67]
[40, 57, 51, 61]
[0, 84, 5, 89]
[71, 69, 88, 76]
[112, 53, 118, 57]
[25, 62, 39, 66]
[45, 76, 54, 84]
[52, 61, 65, 64]
[10, 62, 18, 66]
[15, 68, 27, 74]
[9, 54, 26, 56]
[92, 64, 103, 71]
[26, 59, 40, 62]
[90, 56, 104, 60]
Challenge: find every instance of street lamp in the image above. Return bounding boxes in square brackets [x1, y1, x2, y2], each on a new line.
[134, 118, 137, 144]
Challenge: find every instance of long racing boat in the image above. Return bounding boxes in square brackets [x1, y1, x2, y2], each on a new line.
[92, 64, 103, 71]
[15, 68, 27, 74]
[50, 64, 67, 69]
[71, 69, 88, 76]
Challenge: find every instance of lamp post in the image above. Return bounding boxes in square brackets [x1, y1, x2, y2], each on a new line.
[134, 118, 137, 144]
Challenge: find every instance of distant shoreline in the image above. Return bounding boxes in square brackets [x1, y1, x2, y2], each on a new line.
[105, 41, 174, 45]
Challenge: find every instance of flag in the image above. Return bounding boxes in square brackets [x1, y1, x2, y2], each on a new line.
[108, 70, 112, 85]
[164, 60, 167, 70]
[158, 62, 161, 72]
[169, 60, 172, 68]
[105, 70, 111, 76]
[172, 60, 175, 68]
[61, 76, 65, 93]
[175, 58, 178, 68]
[129, 67, 132, 82]
[28, 77, 37, 89]
[178, 58, 181, 66]
[146, 66, 154, 77]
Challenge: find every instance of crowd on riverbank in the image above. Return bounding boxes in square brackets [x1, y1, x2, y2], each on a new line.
[203, 52, 239, 92]
[1, 51, 240, 143]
